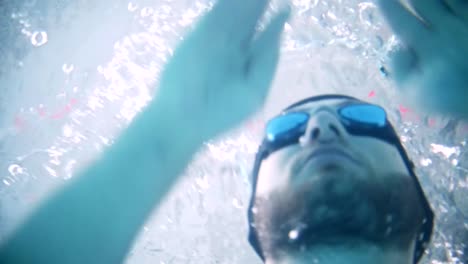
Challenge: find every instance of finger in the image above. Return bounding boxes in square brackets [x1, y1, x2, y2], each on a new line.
[388, 47, 419, 85]
[202, 0, 269, 44]
[377, 0, 432, 51]
[444, 0, 468, 22]
[409, 0, 453, 28]
[247, 7, 291, 102]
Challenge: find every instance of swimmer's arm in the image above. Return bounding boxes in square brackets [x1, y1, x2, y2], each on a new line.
[0, 0, 290, 261]
[0, 101, 203, 264]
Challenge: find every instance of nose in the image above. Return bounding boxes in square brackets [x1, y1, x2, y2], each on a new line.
[299, 108, 346, 146]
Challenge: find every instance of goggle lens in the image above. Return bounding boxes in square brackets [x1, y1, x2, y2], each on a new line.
[339, 104, 386, 127]
[265, 104, 388, 147]
[266, 112, 308, 141]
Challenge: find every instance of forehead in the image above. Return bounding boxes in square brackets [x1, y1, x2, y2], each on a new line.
[284, 98, 358, 113]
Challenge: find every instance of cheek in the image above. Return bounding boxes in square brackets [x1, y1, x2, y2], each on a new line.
[256, 155, 292, 197]
[352, 138, 409, 176]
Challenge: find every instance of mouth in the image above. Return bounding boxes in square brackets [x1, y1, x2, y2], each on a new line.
[299, 147, 362, 171]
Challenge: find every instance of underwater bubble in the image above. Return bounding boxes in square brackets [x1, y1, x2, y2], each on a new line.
[62, 64, 74, 74]
[384, 226, 393, 237]
[385, 214, 394, 224]
[288, 229, 299, 240]
[232, 198, 243, 209]
[140, 7, 154, 17]
[358, 2, 379, 27]
[128, 2, 139, 12]
[3, 179, 11, 186]
[21, 28, 32, 37]
[288, 223, 307, 241]
[19, 19, 31, 28]
[194, 175, 209, 191]
[44, 165, 57, 177]
[294, 0, 319, 12]
[64, 160, 77, 180]
[31, 31, 48, 47]
[62, 124, 73, 137]
[420, 158, 432, 166]
[431, 143, 460, 159]
[250, 206, 258, 214]
[8, 164, 25, 176]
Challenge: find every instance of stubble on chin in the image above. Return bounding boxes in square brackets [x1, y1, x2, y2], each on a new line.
[251, 170, 425, 258]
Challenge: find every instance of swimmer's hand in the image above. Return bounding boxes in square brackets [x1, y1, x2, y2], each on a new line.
[378, 0, 468, 118]
[155, 0, 290, 140]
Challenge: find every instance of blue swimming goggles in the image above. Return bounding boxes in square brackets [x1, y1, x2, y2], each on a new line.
[247, 94, 434, 264]
[264, 99, 392, 155]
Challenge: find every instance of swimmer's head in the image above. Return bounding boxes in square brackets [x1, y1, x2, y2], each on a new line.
[247, 95, 433, 263]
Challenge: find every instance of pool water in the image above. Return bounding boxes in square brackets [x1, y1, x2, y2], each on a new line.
[0, 0, 466, 263]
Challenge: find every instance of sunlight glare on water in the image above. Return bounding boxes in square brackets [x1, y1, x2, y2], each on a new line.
[0, 0, 467, 263]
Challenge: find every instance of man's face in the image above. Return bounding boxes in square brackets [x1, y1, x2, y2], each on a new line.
[252, 99, 424, 255]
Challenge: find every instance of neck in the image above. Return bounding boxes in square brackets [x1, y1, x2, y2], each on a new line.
[265, 242, 414, 264]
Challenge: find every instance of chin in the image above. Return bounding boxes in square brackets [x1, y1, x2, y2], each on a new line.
[251, 169, 425, 257]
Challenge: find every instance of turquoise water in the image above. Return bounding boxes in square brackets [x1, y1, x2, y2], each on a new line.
[0, 0, 466, 263]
